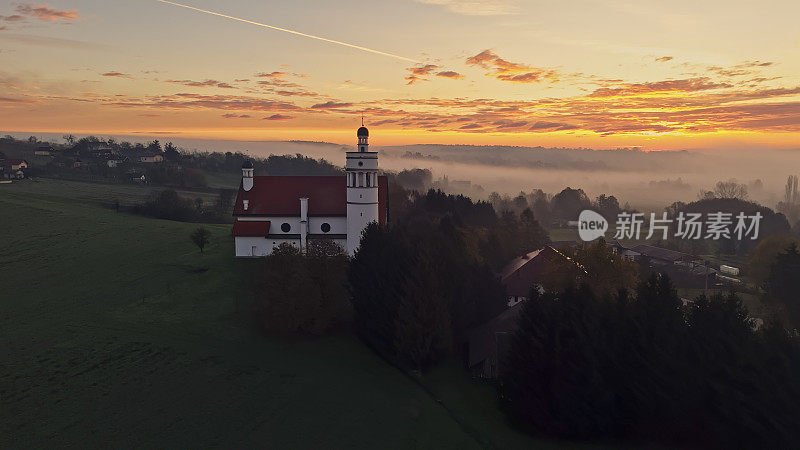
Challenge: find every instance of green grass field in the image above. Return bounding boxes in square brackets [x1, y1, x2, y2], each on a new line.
[0, 179, 574, 448]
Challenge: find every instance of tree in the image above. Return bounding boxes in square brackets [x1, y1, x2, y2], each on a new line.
[306, 239, 351, 327]
[394, 248, 452, 370]
[551, 187, 591, 221]
[545, 239, 639, 297]
[349, 223, 414, 358]
[766, 243, 800, 328]
[500, 285, 616, 438]
[190, 227, 211, 253]
[713, 179, 748, 200]
[164, 142, 180, 161]
[500, 275, 800, 446]
[748, 235, 800, 286]
[256, 244, 327, 334]
[147, 140, 162, 153]
[595, 194, 621, 218]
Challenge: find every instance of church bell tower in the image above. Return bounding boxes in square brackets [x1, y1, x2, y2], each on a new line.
[346, 122, 379, 255]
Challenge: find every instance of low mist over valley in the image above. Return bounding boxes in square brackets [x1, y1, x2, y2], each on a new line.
[10, 132, 797, 211]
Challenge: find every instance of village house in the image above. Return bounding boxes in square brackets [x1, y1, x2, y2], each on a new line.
[138, 152, 164, 164]
[232, 125, 387, 256]
[3, 158, 28, 171]
[467, 245, 583, 378]
[499, 245, 581, 307]
[0, 158, 28, 179]
[34, 146, 55, 156]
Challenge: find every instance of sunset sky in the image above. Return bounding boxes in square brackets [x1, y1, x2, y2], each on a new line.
[1, 0, 799, 149]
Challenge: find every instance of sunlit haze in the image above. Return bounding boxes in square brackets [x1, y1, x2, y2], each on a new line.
[2, 0, 799, 149]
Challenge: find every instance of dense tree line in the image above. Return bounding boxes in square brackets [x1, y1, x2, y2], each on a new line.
[349, 220, 508, 370]
[765, 243, 800, 329]
[1, 135, 343, 185]
[501, 275, 800, 447]
[662, 197, 791, 255]
[254, 241, 351, 335]
[133, 189, 234, 223]
[488, 187, 626, 226]
[544, 239, 639, 296]
[388, 187, 550, 270]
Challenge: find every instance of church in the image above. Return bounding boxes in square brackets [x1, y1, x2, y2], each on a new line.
[232, 125, 388, 257]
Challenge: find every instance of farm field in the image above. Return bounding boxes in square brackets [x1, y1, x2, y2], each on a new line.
[0, 179, 572, 449]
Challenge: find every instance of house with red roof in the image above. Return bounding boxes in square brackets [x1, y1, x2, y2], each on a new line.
[232, 126, 387, 257]
[0, 158, 28, 179]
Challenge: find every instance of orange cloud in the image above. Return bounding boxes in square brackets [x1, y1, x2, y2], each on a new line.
[588, 77, 732, 97]
[167, 79, 235, 89]
[101, 72, 133, 79]
[466, 50, 560, 83]
[405, 64, 464, 84]
[256, 71, 287, 79]
[221, 113, 251, 118]
[436, 70, 464, 79]
[530, 121, 579, 132]
[14, 3, 78, 22]
[311, 101, 352, 109]
[263, 114, 294, 120]
[405, 64, 438, 84]
[105, 93, 301, 113]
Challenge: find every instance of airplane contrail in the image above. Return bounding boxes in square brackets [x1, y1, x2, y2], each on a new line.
[154, 0, 418, 63]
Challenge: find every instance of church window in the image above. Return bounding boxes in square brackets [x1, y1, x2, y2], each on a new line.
[358, 161, 363, 166]
[281, 223, 291, 232]
[321, 223, 331, 233]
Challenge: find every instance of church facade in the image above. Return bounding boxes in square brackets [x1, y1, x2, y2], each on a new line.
[232, 126, 387, 257]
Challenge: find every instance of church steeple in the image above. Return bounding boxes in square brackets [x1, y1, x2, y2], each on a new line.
[346, 122, 378, 255]
[356, 117, 369, 152]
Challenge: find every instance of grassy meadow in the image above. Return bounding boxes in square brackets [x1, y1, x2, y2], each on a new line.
[0, 179, 571, 449]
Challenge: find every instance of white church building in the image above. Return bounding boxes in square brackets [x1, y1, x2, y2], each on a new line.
[232, 125, 387, 257]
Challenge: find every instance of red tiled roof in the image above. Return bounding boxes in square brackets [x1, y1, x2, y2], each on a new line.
[500, 246, 580, 297]
[233, 175, 388, 225]
[232, 220, 271, 237]
[3, 158, 27, 165]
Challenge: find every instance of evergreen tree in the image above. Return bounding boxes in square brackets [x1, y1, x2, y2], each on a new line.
[394, 248, 452, 370]
[766, 243, 800, 328]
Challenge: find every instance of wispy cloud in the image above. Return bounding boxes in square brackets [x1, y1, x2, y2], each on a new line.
[415, 0, 519, 16]
[101, 71, 133, 79]
[0, 33, 106, 49]
[167, 79, 235, 89]
[405, 64, 464, 84]
[221, 113, 251, 118]
[1, 3, 79, 31]
[14, 4, 79, 22]
[263, 114, 294, 120]
[587, 77, 731, 97]
[311, 101, 352, 109]
[466, 50, 560, 83]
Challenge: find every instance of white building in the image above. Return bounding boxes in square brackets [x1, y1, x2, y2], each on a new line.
[232, 125, 387, 257]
